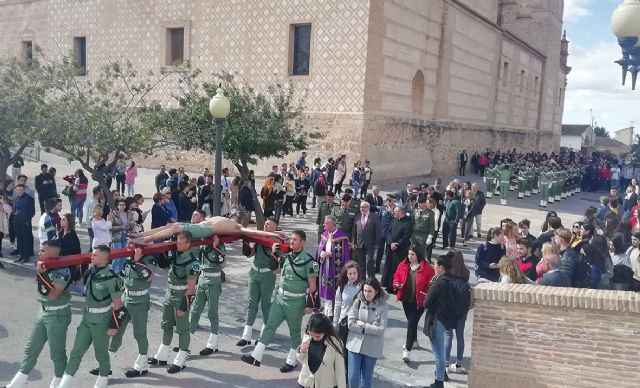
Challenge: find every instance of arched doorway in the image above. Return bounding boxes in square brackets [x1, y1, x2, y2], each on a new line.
[412, 70, 425, 114]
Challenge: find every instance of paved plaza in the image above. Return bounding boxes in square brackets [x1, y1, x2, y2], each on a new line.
[0, 151, 594, 387]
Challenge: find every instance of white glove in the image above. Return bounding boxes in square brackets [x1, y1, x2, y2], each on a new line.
[426, 235, 433, 246]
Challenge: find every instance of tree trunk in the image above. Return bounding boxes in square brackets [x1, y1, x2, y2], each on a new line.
[90, 170, 114, 210]
[0, 161, 9, 185]
[235, 162, 265, 230]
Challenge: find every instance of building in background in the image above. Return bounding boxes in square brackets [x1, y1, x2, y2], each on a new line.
[561, 124, 594, 153]
[0, 0, 570, 179]
[613, 125, 635, 147]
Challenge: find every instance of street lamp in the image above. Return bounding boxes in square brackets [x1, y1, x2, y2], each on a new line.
[611, 0, 640, 89]
[209, 85, 230, 216]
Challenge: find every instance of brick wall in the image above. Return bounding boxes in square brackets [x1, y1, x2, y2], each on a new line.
[469, 283, 640, 388]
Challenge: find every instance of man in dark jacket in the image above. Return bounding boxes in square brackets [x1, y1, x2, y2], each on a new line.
[470, 183, 486, 238]
[459, 149, 468, 176]
[35, 164, 57, 213]
[532, 216, 562, 255]
[375, 194, 396, 273]
[365, 185, 383, 213]
[155, 165, 169, 192]
[381, 204, 413, 293]
[13, 184, 35, 263]
[554, 228, 576, 283]
[539, 253, 571, 287]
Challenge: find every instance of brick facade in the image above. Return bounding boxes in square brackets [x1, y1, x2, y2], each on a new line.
[470, 283, 640, 388]
[0, 0, 569, 179]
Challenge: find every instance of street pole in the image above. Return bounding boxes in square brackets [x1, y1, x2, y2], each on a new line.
[213, 118, 224, 216]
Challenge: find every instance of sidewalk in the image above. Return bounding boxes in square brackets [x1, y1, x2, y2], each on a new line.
[2, 150, 592, 387]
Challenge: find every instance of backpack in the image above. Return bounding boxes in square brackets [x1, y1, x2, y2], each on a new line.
[571, 253, 591, 288]
[447, 276, 471, 320]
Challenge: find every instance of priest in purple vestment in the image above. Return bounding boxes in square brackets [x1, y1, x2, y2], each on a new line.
[316, 215, 351, 318]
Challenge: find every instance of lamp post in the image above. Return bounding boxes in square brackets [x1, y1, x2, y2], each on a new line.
[611, 0, 640, 90]
[209, 86, 230, 216]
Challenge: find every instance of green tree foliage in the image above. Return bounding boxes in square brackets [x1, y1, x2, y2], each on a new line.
[0, 56, 52, 183]
[149, 70, 323, 226]
[594, 126, 610, 138]
[41, 59, 177, 207]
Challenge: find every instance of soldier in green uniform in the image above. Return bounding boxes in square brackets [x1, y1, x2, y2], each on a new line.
[3, 241, 74, 388]
[331, 194, 357, 244]
[517, 165, 526, 199]
[241, 230, 319, 373]
[237, 218, 279, 347]
[344, 187, 362, 215]
[410, 195, 435, 259]
[316, 191, 335, 241]
[484, 165, 495, 198]
[147, 231, 199, 374]
[57, 245, 125, 388]
[189, 235, 226, 355]
[539, 167, 551, 207]
[91, 248, 162, 379]
[499, 164, 512, 206]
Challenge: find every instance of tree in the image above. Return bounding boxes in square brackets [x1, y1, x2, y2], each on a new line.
[0, 56, 52, 184]
[151, 70, 323, 227]
[41, 58, 177, 207]
[594, 126, 610, 138]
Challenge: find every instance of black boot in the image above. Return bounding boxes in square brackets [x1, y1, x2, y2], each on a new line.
[166, 364, 185, 374]
[428, 380, 444, 388]
[89, 367, 111, 376]
[279, 363, 296, 373]
[199, 347, 218, 356]
[124, 368, 148, 378]
[240, 354, 261, 367]
[147, 357, 167, 366]
[236, 339, 251, 347]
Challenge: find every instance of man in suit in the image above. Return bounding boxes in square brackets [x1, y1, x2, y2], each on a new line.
[365, 185, 383, 213]
[470, 183, 486, 239]
[459, 149, 468, 176]
[353, 202, 379, 278]
[539, 253, 571, 287]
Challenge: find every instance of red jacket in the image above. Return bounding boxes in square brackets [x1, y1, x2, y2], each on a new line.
[393, 260, 436, 306]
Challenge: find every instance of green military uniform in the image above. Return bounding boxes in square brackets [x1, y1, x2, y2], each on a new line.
[499, 165, 511, 205]
[240, 244, 277, 342]
[248, 249, 319, 368]
[189, 244, 226, 335]
[532, 166, 541, 194]
[331, 205, 357, 242]
[160, 248, 199, 351]
[65, 266, 123, 377]
[316, 201, 334, 240]
[108, 255, 157, 356]
[539, 170, 551, 206]
[484, 166, 495, 198]
[516, 166, 526, 199]
[410, 207, 435, 258]
[18, 268, 72, 379]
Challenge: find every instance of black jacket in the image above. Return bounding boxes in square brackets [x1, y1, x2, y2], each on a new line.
[177, 192, 195, 222]
[386, 216, 413, 249]
[423, 274, 457, 330]
[365, 193, 383, 213]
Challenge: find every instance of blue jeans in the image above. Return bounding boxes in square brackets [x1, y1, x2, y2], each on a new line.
[71, 198, 86, 224]
[348, 351, 377, 388]
[429, 318, 447, 382]
[352, 183, 361, 199]
[110, 239, 126, 273]
[444, 317, 466, 364]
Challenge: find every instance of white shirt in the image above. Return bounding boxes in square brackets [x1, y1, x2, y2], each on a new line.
[221, 176, 231, 193]
[91, 219, 113, 248]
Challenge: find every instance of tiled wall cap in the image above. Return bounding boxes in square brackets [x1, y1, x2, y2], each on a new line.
[472, 283, 640, 313]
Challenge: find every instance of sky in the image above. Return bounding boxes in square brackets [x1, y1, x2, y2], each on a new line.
[563, 0, 639, 134]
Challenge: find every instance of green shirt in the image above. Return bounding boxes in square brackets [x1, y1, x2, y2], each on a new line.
[168, 248, 200, 287]
[122, 255, 157, 304]
[253, 244, 276, 271]
[412, 207, 435, 239]
[198, 244, 226, 285]
[279, 251, 319, 295]
[84, 266, 123, 324]
[39, 267, 72, 309]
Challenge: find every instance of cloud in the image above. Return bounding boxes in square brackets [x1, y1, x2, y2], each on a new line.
[564, 39, 640, 130]
[564, 0, 593, 23]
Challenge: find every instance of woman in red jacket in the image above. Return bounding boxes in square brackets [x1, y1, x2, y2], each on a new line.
[393, 247, 435, 363]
